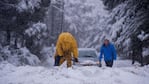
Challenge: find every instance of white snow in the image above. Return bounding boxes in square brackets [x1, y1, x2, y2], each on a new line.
[142, 48, 149, 57]
[0, 0, 148, 84]
[40, 47, 55, 67]
[0, 60, 149, 84]
[17, 0, 41, 12]
[137, 31, 149, 41]
[25, 22, 47, 37]
[0, 46, 40, 66]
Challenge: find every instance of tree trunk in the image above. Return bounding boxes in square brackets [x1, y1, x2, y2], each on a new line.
[6, 30, 11, 45]
[21, 34, 26, 47]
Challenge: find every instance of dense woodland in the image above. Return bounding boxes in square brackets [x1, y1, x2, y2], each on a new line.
[0, 0, 149, 65]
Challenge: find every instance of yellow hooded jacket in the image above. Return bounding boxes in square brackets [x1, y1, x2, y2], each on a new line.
[55, 32, 78, 58]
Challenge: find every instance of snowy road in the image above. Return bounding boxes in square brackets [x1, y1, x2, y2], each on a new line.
[0, 60, 149, 84]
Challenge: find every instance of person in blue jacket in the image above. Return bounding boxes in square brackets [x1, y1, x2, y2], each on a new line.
[99, 39, 117, 67]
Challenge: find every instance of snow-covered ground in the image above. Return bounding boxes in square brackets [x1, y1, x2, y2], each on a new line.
[0, 60, 149, 84]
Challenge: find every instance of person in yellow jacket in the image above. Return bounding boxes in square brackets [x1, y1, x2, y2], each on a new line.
[54, 32, 79, 67]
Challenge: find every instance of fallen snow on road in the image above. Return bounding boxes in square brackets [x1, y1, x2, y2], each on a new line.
[0, 61, 149, 84]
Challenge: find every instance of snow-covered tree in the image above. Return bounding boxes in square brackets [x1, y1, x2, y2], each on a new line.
[25, 22, 48, 60]
[0, 0, 51, 65]
[101, 0, 149, 64]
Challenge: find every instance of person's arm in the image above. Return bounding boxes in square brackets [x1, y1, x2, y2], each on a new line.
[55, 39, 63, 57]
[72, 37, 79, 62]
[99, 46, 103, 62]
[111, 44, 117, 60]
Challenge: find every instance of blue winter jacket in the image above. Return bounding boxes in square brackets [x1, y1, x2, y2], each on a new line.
[99, 43, 117, 61]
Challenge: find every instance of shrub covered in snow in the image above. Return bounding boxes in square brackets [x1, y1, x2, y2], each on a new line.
[17, 0, 41, 12]
[25, 22, 47, 37]
[25, 22, 49, 63]
[0, 46, 40, 66]
[0, 0, 51, 66]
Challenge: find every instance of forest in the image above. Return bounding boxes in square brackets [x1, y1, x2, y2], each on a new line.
[0, 0, 149, 84]
[0, 0, 148, 65]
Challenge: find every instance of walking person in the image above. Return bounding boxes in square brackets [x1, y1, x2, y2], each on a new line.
[54, 32, 79, 68]
[99, 39, 117, 67]
[131, 36, 144, 66]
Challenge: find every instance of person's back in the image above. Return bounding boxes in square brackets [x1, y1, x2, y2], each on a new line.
[54, 32, 78, 68]
[57, 33, 75, 52]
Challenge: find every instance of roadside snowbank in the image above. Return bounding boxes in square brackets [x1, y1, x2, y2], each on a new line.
[0, 61, 149, 84]
[0, 47, 40, 66]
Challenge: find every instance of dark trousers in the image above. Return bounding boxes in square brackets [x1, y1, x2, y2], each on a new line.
[105, 61, 113, 67]
[54, 56, 61, 66]
[54, 54, 72, 68]
[132, 55, 144, 66]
